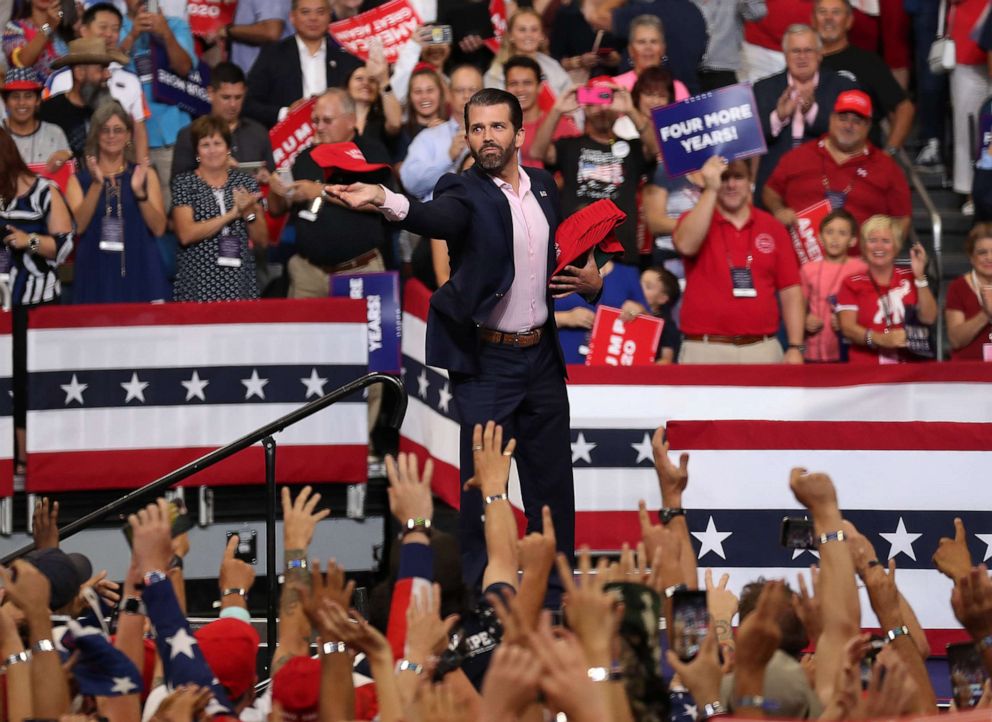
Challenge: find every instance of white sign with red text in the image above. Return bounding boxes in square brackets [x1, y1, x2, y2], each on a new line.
[328, 0, 422, 64]
[585, 306, 664, 367]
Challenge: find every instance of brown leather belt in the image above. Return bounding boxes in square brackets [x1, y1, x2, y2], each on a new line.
[683, 333, 773, 346]
[316, 249, 380, 274]
[478, 327, 544, 348]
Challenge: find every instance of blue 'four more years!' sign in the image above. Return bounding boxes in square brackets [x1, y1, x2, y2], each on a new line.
[651, 83, 767, 177]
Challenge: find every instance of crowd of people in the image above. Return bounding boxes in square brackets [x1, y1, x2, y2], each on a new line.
[4, 423, 992, 722]
[0, 0, 990, 366]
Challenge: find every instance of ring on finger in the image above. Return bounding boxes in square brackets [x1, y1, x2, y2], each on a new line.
[472, 445, 483, 451]
[502, 451, 513, 457]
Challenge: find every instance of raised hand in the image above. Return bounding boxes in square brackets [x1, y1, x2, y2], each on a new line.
[219, 534, 256, 597]
[385, 452, 433, 525]
[301, 558, 355, 623]
[699, 155, 727, 192]
[651, 426, 688, 505]
[528, 614, 610, 722]
[479, 643, 541, 721]
[0, 559, 51, 616]
[735, 580, 788, 676]
[32, 497, 59, 550]
[933, 518, 973, 582]
[127, 498, 174, 576]
[282, 485, 330, 552]
[131, 159, 149, 197]
[665, 626, 723, 708]
[951, 566, 992, 641]
[557, 549, 618, 657]
[910, 243, 928, 280]
[153, 684, 213, 722]
[86, 155, 105, 185]
[463, 421, 516, 497]
[792, 565, 822, 643]
[405, 582, 459, 660]
[315, 601, 391, 663]
[861, 558, 901, 626]
[789, 468, 838, 514]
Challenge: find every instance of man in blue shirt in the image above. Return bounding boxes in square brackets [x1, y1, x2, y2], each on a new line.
[118, 0, 194, 202]
[399, 64, 482, 200]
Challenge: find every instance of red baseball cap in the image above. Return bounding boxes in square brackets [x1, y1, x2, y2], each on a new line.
[194, 618, 260, 701]
[833, 90, 872, 118]
[271, 656, 320, 722]
[310, 142, 390, 176]
[1, 68, 43, 93]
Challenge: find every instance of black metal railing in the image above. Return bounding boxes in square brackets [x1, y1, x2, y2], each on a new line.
[1, 372, 407, 668]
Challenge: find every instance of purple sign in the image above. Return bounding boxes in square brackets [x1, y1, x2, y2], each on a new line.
[651, 83, 766, 177]
[330, 271, 402, 374]
[150, 43, 211, 117]
[978, 113, 992, 160]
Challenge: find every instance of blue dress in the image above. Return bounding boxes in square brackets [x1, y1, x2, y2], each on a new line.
[73, 164, 171, 304]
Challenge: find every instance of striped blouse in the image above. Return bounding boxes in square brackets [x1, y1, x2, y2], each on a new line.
[0, 177, 73, 306]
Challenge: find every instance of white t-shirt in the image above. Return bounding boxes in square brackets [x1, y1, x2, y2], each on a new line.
[46, 62, 150, 123]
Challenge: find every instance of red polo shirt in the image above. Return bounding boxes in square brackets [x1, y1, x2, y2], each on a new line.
[765, 136, 912, 228]
[744, 0, 815, 50]
[677, 205, 800, 336]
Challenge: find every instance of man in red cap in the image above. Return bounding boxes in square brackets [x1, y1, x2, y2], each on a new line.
[763, 89, 911, 242]
[193, 618, 260, 713]
[270, 655, 320, 722]
[0, 67, 71, 168]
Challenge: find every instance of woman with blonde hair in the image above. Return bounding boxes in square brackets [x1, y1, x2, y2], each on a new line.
[836, 215, 937, 364]
[69, 100, 169, 303]
[944, 223, 992, 361]
[484, 8, 570, 98]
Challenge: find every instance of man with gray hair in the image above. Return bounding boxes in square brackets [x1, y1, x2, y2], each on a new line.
[752, 23, 855, 202]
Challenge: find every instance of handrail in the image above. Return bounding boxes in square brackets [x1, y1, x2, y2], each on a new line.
[0, 372, 407, 564]
[894, 148, 945, 360]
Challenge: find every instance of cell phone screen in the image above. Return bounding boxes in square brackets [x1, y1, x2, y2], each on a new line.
[670, 590, 708, 662]
[780, 517, 815, 550]
[948, 641, 988, 708]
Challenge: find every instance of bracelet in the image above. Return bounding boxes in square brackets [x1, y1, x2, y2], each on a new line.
[31, 639, 55, 654]
[787, 343, 806, 352]
[245, 212, 257, 223]
[402, 518, 432, 537]
[484, 493, 509, 506]
[286, 558, 309, 570]
[977, 634, 992, 652]
[2, 650, 30, 668]
[395, 658, 424, 675]
[914, 277, 929, 288]
[866, 559, 882, 568]
[321, 641, 348, 655]
[168, 554, 184, 570]
[143, 570, 168, 587]
[665, 583, 688, 598]
[222, 587, 246, 598]
[885, 625, 910, 643]
[40, 22, 53, 36]
[817, 530, 845, 545]
[864, 329, 875, 348]
[28, 233, 40, 254]
[700, 701, 728, 720]
[586, 666, 623, 682]
[121, 596, 147, 616]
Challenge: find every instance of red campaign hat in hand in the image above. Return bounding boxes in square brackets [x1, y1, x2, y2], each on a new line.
[309, 142, 390, 179]
[552, 198, 627, 277]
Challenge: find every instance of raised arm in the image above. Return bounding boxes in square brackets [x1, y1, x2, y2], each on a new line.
[672, 156, 723, 258]
[651, 426, 697, 587]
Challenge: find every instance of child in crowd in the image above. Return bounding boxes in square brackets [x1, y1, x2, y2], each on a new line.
[800, 210, 867, 362]
[640, 265, 682, 363]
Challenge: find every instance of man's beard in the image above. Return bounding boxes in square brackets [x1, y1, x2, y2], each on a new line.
[471, 141, 514, 173]
[79, 82, 110, 110]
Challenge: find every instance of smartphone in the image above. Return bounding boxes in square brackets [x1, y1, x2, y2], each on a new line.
[121, 498, 192, 546]
[859, 636, 884, 690]
[145, 0, 158, 13]
[577, 86, 613, 106]
[947, 641, 988, 708]
[780, 516, 815, 550]
[670, 589, 708, 662]
[428, 25, 453, 45]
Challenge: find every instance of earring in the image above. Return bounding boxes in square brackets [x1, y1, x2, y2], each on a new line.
[196, 156, 200, 163]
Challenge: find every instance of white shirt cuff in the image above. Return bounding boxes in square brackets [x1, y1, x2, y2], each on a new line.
[379, 186, 410, 221]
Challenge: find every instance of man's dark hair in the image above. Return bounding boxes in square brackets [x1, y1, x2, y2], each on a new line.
[463, 88, 524, 133]
[81, 2, 123, 26]
[503, 55, 542, 85]
[739, 578, 809, 658]
[210, 61, 246, 89]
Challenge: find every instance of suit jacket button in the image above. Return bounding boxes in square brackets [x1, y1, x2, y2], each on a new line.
[495, 292, 504, 298]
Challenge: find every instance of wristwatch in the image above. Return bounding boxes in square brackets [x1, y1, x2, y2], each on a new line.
[658, 507, 686, 524]
[40, 22, 53, 36]
[28, 234, 40, 254]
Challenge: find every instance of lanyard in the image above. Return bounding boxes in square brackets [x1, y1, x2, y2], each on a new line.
[719, 220, 754, 271]
[104, 175, 125, 277]
[820, 144, 865, 208]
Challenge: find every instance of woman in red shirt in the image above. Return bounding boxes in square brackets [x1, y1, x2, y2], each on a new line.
[837, 214, 937, 364]
[945, 223, 992, 361]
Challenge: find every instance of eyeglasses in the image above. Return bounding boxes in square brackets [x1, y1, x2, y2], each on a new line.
[100, 126, 128, 136]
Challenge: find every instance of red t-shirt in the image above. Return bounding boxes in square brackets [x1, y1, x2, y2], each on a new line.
[744, 0, 816, 50]
[945, 274, 992, 361]
[677, 206, 800, 335]
[765, 137, 912, 231]
[521, 112, 581, 169]
[950, 0, 988, 65]
[836, 265, 918, 364]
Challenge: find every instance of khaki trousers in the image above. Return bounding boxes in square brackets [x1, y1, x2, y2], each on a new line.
[679, 337, 784, 364]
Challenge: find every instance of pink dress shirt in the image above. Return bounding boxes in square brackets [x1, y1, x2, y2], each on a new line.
[379, 167, 551, 334]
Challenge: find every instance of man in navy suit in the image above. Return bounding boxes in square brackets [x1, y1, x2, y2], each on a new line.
[330, 89, 603, 592]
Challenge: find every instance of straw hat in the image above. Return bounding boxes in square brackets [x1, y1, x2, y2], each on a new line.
[50, 37, 129, 69]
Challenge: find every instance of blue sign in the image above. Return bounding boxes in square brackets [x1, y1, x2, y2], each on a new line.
[150, 42, 211, 117]
[977, 112, 992, 160]
[651, 83, 766, 177]
[330, 271, 402, 374]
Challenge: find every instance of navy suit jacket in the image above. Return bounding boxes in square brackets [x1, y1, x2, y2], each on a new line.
[752, 67, 857, 203]
[395, 166, 566, 376]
